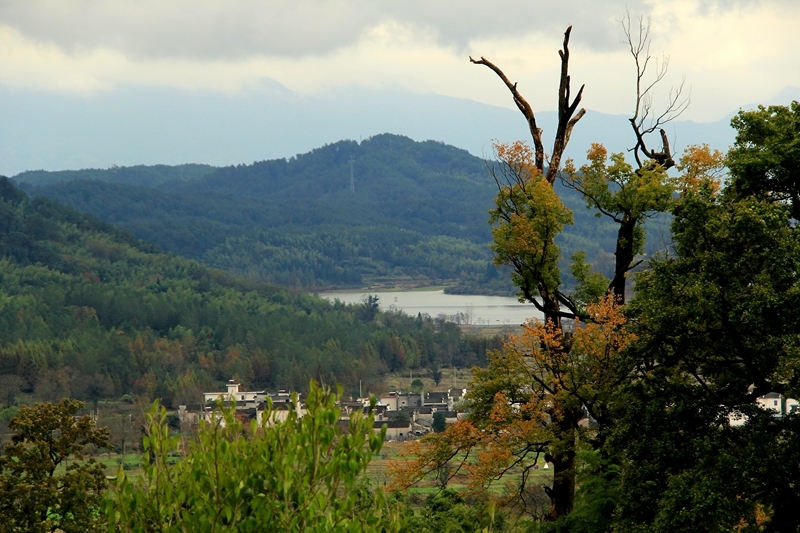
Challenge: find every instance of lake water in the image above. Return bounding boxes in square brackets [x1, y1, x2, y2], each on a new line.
[317, 290, 543, 326]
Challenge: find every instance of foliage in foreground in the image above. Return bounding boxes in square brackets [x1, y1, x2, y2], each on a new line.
[106, 382, 401, 532]
[401, 489, 506, 533]
[0, 399, 110, 533]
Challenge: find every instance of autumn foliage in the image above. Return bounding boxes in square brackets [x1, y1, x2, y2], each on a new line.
[390, 297, 635, 519]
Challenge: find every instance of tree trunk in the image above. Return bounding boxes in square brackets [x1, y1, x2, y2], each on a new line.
[540, 291, 578, 520]
[609, 215, 637, 304]
[540, 291, 563, 332]
[545, 414, 578, 520]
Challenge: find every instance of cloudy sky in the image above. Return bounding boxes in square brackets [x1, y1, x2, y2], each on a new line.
[1, 0, 798, 124]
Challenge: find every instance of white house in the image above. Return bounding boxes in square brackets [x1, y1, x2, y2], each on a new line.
[729, 392, 798, 426]
[189, 380, 304, 427]
[203, 379, 264, 407]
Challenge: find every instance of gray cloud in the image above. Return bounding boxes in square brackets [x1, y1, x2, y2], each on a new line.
[1, 0, 653, 60]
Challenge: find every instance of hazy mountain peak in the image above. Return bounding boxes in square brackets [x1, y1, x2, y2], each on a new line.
[0, 84, 744, 176]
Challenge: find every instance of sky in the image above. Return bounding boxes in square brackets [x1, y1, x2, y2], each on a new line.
[1, 0, 798, 124]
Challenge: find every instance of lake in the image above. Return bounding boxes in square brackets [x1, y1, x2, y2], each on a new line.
[317, 289, 543, 326]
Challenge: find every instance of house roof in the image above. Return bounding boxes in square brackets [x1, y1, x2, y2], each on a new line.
[426, 392, 449, 402]
[374, 420, 411, 429]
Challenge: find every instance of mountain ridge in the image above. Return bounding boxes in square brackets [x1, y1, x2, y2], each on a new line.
[15, 133, 668, 294]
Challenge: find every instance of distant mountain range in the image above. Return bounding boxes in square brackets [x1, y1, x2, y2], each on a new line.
[3, 81, 797, 176]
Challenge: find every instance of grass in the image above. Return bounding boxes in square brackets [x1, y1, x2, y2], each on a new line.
[382, 368, 472, 392]
[459, 323, 522, 338]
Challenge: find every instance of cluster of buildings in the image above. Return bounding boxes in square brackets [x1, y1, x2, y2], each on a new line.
[178, 379, 468, 440]
[179, 380, 800, 436]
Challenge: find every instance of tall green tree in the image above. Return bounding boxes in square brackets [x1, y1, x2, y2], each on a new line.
[615, 121, 800, 531]
[0, 399, 110, 533]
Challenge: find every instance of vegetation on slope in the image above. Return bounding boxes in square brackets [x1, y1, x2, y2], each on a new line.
[0, 176, 500, 411]
[16, 134, 668, 294]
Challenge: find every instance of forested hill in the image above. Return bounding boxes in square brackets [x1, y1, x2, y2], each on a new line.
[14, 163, 217, 188]
[0, 177, 499, 408]
[15, 134, 656, 292]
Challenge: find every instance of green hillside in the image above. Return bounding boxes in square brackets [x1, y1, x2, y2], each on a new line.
[16, 134, 669, 293]
[0, 177, 499, 409]
[15, 163, 217, 188]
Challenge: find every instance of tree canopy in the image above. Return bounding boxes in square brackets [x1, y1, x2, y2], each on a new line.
[0, 399, 110, 533]
[612, 102, 800, 532]
[727, 101, 800, 219]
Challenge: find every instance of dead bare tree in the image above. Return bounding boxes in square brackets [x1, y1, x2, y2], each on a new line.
[604, 13, 689, 302]
[556, 13, 689, 305]
[470, 25, 585, 330]
[470, 25, 586, 185]
[623, 11, 690, 171]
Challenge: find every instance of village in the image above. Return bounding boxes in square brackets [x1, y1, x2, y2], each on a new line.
[178, 379, 800, 437]
[178, 379, 468, 440]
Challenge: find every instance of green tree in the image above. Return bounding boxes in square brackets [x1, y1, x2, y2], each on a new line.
[615, 177, 800, 531]
[107, 381, 402, 532]
[562, 143, 673, 304]
[390, 409, 412, 425]
[431, 412, 446, 433]
[431, 368, 443, 387]
[0, 398, 111, 533]
[357, 295, 380, 323]
[727, 100, 800, 219]
[401, 489, 503, 533]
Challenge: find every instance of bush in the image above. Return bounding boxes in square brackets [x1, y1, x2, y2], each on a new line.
[106, 381, 402, 532]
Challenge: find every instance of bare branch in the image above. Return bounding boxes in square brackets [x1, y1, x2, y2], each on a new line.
[549, 26, 586, 184]
[471, 26, 585, 185]
[559, 176, 625, 224]
[556, 292, 580, 317]
[622, 10, 691, 170]
[470, 56, 545, 172]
